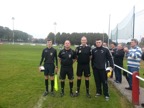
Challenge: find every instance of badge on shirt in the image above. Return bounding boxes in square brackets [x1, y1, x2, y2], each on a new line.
[50, 52, 53, 56]
[79, 50, 81, 53]
[69, 54, 71, 58]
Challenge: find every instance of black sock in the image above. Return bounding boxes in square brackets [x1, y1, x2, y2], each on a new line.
[69, 82, 73, 93]
[77, 79, 81, 92]
[61, 81, 65, 93]
[51, 80, 54, 92]
[45, 79, 48, 92]
[85, 80, 89, 93]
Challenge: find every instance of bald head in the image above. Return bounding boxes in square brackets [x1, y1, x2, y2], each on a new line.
[81, 36, 87, 46]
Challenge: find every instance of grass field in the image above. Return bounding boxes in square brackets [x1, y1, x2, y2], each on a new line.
[0, 43, 141, 108]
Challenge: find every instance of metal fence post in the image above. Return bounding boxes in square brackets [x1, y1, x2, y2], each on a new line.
[132, 71, 139, 105]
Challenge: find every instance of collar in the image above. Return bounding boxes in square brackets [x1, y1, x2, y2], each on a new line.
[80, 44, 88, 47]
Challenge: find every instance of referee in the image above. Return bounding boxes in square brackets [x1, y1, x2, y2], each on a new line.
[58, 40, 76, 97]
[39, 39, 58, 96]
[75, 36, 91, 98]
[92, 39, 114, 100]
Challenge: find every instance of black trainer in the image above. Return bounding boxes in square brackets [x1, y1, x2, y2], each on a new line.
[74, 91, 79, 97]
[60, 92, 64, 97]
[50, 92, 55, 97]
[70, 92, 74, 97]
[43, 91, 48, 96]
[86, 93, 91, 98]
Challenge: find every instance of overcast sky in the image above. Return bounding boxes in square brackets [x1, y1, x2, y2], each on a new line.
[0, 0, 144, 39]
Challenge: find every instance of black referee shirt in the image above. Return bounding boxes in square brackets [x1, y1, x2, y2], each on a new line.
[75, 45, 91, 64]
[58, 48, 76, 67]
[39, 47, 58, 66]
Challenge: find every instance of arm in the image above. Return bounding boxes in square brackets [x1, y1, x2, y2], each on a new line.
[129, 48, 142, 59]
[106, 49, 114, 68]
[39, 50, 44, 66]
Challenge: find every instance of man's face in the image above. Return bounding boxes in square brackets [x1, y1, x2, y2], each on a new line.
[64, 40, 71, 49]
[131, 41, 137, 47]
[81, 37, 87, 46]
[96, 40, 102, 47]
[110, 44, 115, 49]
[47, 41, 52, 47]
[117, 44, 122, 50]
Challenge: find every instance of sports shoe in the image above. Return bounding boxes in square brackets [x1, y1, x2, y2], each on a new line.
[105, 96, 109, 101]
[95, 93, 101, 97]
[43, 91, 48, 96]
[141, 103, 144, 107]
[60, 92, 64, 97]
[70, 92, 74, 97]
[86, 93, 91, 98]
[74, 91, 79, 97]
[50, 92, 55, 97]
[125, 87, 132, 90]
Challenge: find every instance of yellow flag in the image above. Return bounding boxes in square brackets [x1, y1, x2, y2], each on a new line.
[54, 74, 58, 91]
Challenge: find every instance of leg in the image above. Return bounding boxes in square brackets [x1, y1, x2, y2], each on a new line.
[59, 67, 66, 97]
[100, 69, 109, 97]
[114, 67, 118, 82]
[84, 64, 91, 97]
[93, 68, 102, 95]
[76, 64, 83, 93]
[68, 67, 74, 97]
[117, 68, 122, 83]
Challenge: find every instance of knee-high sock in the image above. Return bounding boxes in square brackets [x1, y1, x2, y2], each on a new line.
[45, 79, 48, 92]
[77, 79, 81, 92]
[61, 81, 65, 93]
[85, 80, 89, 93]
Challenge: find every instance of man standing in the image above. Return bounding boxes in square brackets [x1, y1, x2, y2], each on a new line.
[58, 40, 76, 97]
[39, 39, 58, 96]
[113, 44, 125, 83]
[92, 39, 114, 100]
[109, 42, 117, 78]
[124, 39, 142, 90]
[75, 36, 91, 98]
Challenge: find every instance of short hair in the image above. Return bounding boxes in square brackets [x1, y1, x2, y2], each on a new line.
[110, 42, 116, 46]
[131, 38, 138, 44]
[47, 39, 52, 42]
[96, 38, 102, 41]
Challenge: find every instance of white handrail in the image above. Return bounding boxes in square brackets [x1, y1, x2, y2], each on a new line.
[114, 64, 144, 82]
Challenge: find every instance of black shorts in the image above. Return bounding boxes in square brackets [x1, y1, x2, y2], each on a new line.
[77, 64, 90, 77]
[44, 64, 55, 76]
[60, 66, 74, 80]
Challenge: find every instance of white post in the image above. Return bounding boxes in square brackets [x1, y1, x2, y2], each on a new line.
[12, 17, 15, 44]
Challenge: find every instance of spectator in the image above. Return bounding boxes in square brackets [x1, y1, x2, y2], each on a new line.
[109, 42, 117, 78]
[113, 44, 125, 83]
[124, 39, 142, 90]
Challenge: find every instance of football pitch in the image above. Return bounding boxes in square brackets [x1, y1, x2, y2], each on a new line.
[0, 44, 134, 108]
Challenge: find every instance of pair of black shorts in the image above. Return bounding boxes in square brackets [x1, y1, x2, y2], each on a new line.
[77, 64, 90, 77]
[60, 66, 74, 80]
[44, 64, 55, 76]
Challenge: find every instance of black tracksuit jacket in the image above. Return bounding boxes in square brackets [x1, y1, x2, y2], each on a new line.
[92, 46, 114, 69]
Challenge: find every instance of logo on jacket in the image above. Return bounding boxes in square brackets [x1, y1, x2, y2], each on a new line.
[101, 50, 104, 53]
[50, 52, 53, 56]
[69, 54, 71, 58]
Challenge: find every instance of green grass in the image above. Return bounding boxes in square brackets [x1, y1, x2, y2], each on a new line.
[0, 44, 134, 108]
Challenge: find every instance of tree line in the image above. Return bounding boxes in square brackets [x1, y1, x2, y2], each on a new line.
[47, 32, 112, 45]
[0, 26, 33, 42]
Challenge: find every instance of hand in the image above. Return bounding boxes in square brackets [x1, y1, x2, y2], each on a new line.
[124, 47, 129, 53]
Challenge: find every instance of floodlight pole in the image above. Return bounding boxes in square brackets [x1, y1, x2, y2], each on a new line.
[12, 17, 15, 44]
[54, 22, 57, 45]
[108, 14, 111, 48]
